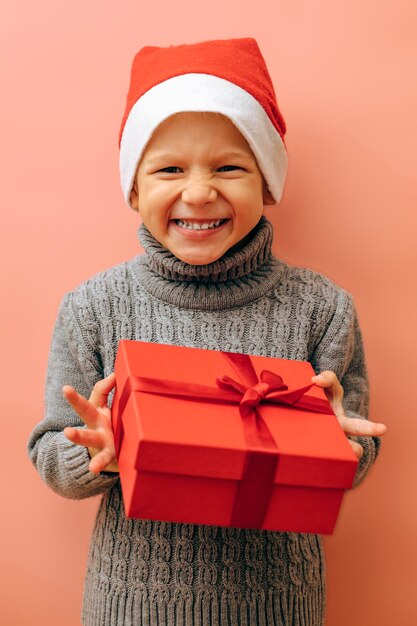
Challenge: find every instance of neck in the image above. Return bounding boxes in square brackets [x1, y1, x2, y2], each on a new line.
[132, 215, 284, 310]
[138, 216, 273, 283]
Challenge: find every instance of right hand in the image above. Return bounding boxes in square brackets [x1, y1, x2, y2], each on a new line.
[62, 373, 119, 474]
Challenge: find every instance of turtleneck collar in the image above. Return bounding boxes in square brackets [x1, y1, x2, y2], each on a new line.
[130, 216, 285, 311]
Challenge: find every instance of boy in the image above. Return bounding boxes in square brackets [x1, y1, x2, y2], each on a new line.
[28, 38, 386, 626]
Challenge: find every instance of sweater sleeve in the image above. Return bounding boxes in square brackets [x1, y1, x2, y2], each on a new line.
[310, 288, 381, 488]
[27, 292, 119, 499]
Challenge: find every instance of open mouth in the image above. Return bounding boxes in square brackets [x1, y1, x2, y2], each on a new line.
[173, 219, 229, 231]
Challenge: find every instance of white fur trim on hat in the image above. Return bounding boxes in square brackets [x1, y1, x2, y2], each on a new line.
[119, 73, 288, 208]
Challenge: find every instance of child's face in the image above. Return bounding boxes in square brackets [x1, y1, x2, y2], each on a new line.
[130, 112, 275, 265]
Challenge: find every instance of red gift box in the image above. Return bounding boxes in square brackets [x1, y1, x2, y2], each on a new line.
[111, 340, 358, 534]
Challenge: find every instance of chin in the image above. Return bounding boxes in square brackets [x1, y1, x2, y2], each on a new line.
[178, 256, 219, 266]
[175, 251, 223, 266]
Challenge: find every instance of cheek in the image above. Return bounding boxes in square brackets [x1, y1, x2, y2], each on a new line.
[138, 187, 163, 214]
[228, 178, 263, 203]
[146, 184, 177, 208]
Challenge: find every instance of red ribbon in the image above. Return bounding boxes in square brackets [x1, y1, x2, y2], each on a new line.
[115, 351, 332, 528]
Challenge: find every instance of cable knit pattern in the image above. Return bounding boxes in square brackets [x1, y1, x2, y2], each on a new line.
[28, 216, 380, 625]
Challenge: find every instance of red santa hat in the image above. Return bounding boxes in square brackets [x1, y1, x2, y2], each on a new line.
[119, 37, 288, 209]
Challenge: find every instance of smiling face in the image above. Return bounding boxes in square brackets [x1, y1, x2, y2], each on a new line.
[130, 111, 275, 265]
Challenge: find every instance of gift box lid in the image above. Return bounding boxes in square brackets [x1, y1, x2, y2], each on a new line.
[112, 340, 358, 490]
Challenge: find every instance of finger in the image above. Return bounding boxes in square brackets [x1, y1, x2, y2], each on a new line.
[311, 371, 344, 398]
[89, 373, 117, 407]
[62, 386, 102, 429]
[88, 448, 117, 474]
[63, 426, 106, 448]
[348, 439, 364, 459]
[340, 417, 387, 437]
[311, 371, 344, 417]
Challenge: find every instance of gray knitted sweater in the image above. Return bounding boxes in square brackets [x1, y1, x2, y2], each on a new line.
[28, 216, 380, 626]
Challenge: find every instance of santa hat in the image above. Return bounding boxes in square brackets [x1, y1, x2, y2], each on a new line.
[119, 37, 288, 209]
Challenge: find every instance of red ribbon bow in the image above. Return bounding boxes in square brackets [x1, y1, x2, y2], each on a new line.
[218, 370, 287, 416]
[114, 351, 332, 528]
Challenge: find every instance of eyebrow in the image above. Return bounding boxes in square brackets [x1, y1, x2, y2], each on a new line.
[146, 150, 252, 164]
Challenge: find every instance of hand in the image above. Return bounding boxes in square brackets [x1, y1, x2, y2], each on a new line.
[311, 370, 387, 459]
[62, 373, 119, 474]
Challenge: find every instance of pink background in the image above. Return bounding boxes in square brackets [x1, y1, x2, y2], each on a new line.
[1, 1, 416, 624]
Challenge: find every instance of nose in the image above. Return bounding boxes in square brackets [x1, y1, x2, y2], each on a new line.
[181, 180, 218, 207]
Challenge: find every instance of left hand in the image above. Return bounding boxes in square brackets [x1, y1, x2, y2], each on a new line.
[311, 370, 387, 459]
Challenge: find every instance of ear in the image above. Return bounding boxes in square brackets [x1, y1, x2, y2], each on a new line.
[129, 179, 139, 211]
[262, 184, 276, 206]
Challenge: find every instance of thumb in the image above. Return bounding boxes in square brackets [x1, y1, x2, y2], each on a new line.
[311, 370, 345, 418]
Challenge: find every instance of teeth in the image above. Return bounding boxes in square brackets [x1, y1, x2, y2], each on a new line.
[176, 219, 223, 230]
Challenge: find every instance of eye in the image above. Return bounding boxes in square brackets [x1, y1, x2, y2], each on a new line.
[157, 166, 182, 173]
[217, 165, 242, 172]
